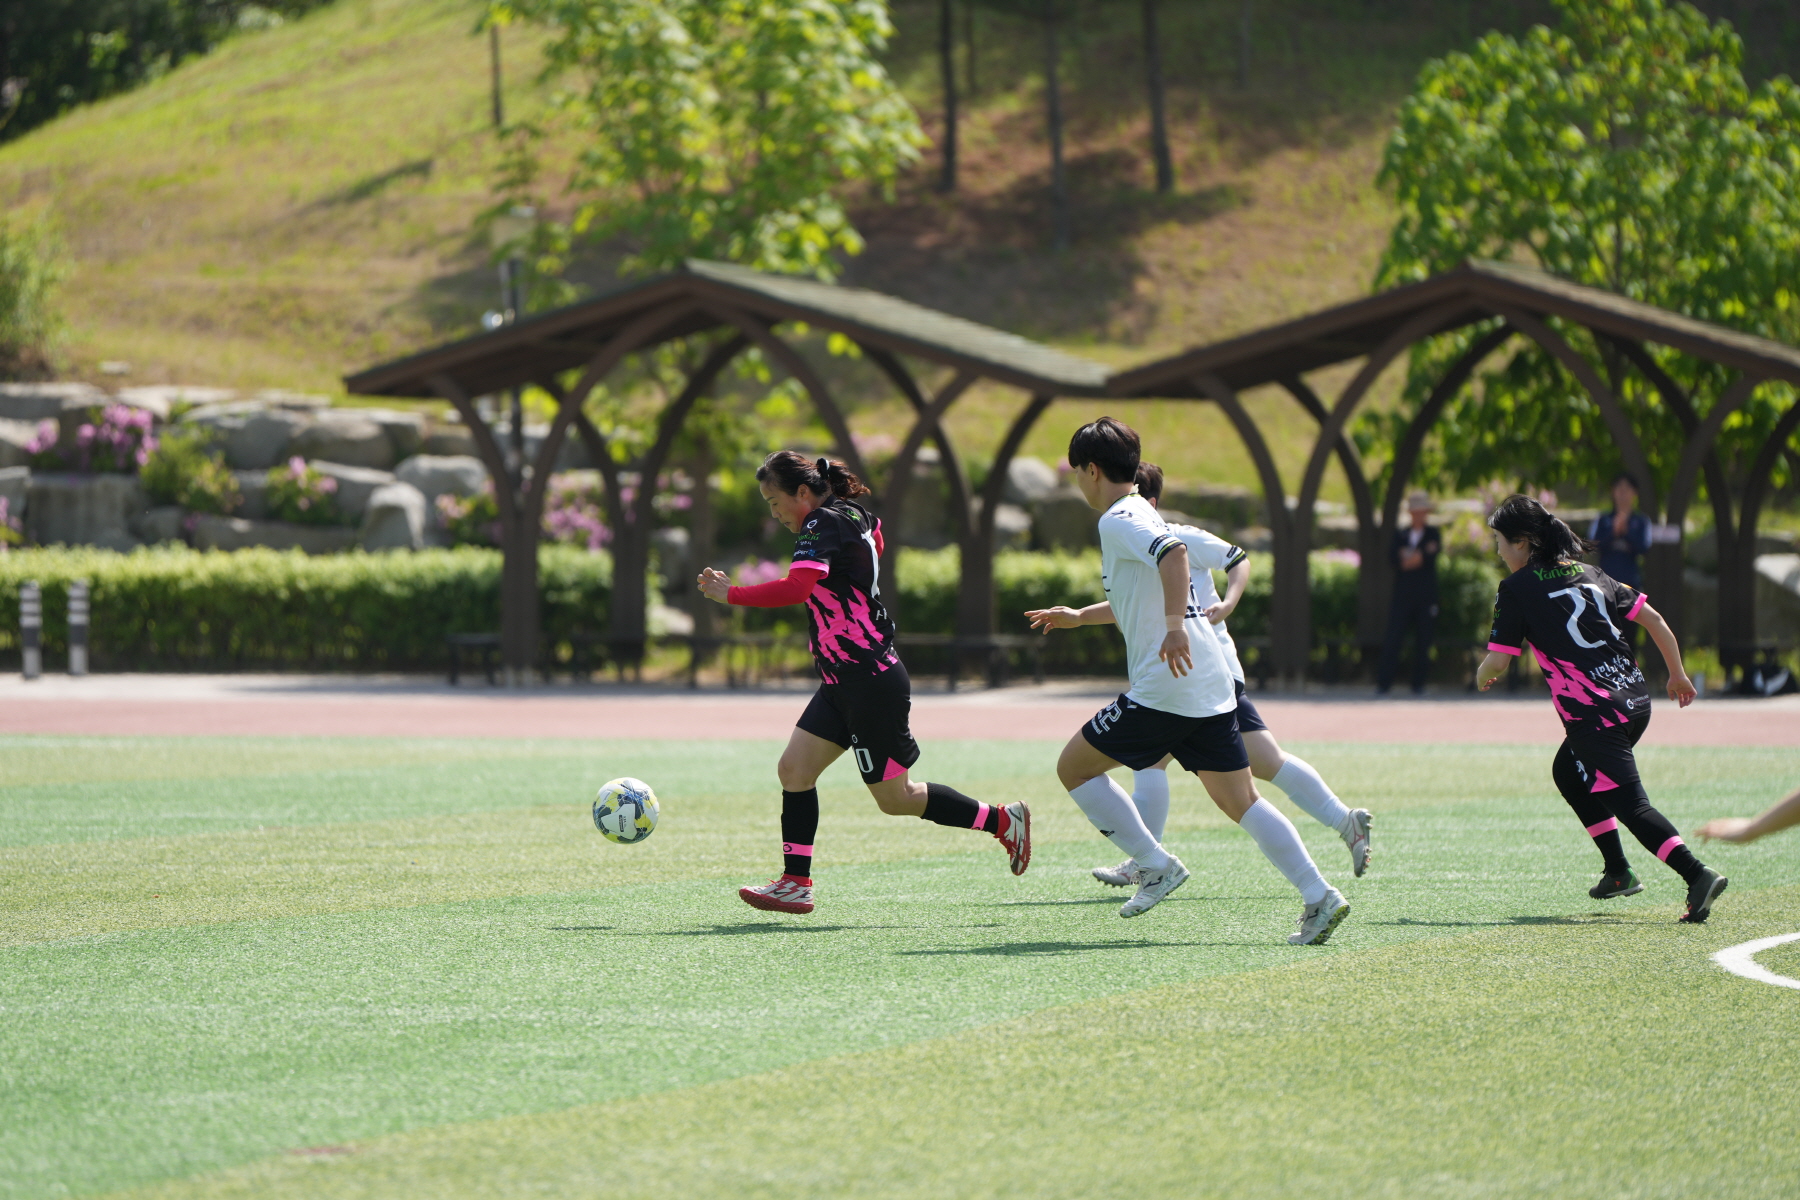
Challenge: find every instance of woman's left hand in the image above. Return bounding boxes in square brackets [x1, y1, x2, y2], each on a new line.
[1666, 671, 1696, 708]
[697, 567, 732, 604]
[1203, 597, 1237, 624]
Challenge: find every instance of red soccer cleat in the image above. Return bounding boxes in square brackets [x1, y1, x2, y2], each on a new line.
[996, 802, 1032, 876]
[739, 874, 815, 914]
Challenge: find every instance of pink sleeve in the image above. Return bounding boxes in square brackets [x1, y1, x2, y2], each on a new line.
[727, 567, 820, 608]
[1486, 641, 1523, 657]
[1626, 593, 1647, 622]
[872, 520, 885, 558]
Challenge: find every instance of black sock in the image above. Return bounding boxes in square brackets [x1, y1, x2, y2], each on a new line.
[781, 788, 819, 879]
[1610, 795, 1705, 883]
[921, 782, 999, 832]
[1592, 829, 1632, 877]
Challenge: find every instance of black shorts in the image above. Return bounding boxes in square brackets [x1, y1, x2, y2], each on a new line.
[796, 661, 922, 785]
[1080, 693, 1250, 773]
[1232, 679, 1267, 735]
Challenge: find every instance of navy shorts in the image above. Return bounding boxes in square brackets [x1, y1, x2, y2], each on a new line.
[1080, 693, 1250, 774]
[1233, 679, 1267, 734]
[796, 661, 922, 784]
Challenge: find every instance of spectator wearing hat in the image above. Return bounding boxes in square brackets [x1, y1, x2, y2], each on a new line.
[1378, 491, 1441, 695]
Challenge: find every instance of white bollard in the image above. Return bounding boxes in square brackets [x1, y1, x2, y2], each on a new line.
[68, 580, 89, 677]
[20, 579, 41, 680]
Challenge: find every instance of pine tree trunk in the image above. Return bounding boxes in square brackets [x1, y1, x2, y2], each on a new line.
[938, 0, 958, 193]
[1142, 0, 1173, 193]
[1044, 8, 1069, 252]
[1237, 0, 1252, 90]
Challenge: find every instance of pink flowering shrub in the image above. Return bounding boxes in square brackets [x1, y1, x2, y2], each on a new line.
[0, 496, 21, 550]
[437, 483, 501, 547]
[732, 558, 785, 586]
[75, 405, 158, 473]
[23, 419, 62, 470]
[542, 474, 610, 551]
[265, 457, 341, 526]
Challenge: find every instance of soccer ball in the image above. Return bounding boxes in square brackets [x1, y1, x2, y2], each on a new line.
[593, 777, 659, 844]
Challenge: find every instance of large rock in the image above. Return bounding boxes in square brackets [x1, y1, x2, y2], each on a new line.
[1002, 456, 1059, 507]
[130, 505, 186, 544]
[117, 385, 237, 419]
[395, 454, 488, 508]
[0, 417, 39, 468]
[234, 470, 271, 519]
[190, 514, 357, 554]
[218, 409, 309, 469]
[360, 409, 426, 459]
[1160, 483, 1261, 530]
[893, 447, 954, 549]
[422, 424, 479, 457]
[359, 482, 427, 551]
[522, 423, 593, 471]
[309, 461, 396, 519]
[0, 382, 107, 423]
[0, 465, 27, 522]
[24, 473, 145, 551]
[1031, 487, 1099, 552]
[291, 413, 395, 469]
[992, 502, 1033, 550]
[246, 389, 332, 412]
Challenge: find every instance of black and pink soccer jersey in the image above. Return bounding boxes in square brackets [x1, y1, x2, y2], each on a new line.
[789, 498, 899, 684]
[1487, 560, 1651, 733]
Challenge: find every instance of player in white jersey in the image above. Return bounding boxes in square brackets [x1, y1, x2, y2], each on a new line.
[1027, 418, 1349, 944]
[1081, 463, 1372, 887]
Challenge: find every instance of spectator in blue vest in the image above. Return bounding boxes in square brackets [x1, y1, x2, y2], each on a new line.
[1589, 472, 1652, 588]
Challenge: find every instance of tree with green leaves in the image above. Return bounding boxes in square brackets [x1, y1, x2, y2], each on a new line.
[1365, 0, 1800, 510]
[487, 0, 924, 282]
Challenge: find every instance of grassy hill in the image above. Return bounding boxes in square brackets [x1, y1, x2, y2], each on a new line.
[0, 0, 1552, 495]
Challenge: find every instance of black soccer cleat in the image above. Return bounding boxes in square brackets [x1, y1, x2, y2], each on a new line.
[1589, 869, 1643, 900]
[1678, 868, 1728, 924]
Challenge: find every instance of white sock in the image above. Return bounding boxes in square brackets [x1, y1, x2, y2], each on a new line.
[1068, 775, 1170, 870]
[1239, 797, 1331, 905]
[1131, 768, 1170, 841]
[1269, 756, 1353, 832]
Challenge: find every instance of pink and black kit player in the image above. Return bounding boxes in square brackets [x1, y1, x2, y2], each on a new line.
[1487, 560, 1715, 906]
[728, 491, 1025, 897]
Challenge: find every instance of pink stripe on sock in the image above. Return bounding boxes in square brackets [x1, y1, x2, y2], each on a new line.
[1656, 835, 1684, 862]
[782, 842, 815, 856]
[972, 803, 990, 831]
[1586, 818, 1619, 837]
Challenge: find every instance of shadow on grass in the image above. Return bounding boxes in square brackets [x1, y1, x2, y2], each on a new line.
[900, 940, 1244, 957]
[1378, 915, 1630, 928]
[650, 923, 897, 936]
[548, 926, 615, 931]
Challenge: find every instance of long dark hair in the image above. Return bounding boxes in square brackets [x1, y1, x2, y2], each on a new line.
[1487, 494, 1591, 566]
[756, 450, 870, 500]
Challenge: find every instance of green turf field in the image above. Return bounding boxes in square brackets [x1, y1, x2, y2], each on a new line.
[4, 734, 1799, 1199]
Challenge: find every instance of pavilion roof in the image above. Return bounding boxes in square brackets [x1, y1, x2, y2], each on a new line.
[1107, 259, 1800, 397]
[344, 259, 1112, 399]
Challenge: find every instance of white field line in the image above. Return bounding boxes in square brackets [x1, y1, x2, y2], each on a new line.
[1712, 932, 1800, 991]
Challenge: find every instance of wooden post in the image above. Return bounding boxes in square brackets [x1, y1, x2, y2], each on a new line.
[1141, 0, 1173, 193]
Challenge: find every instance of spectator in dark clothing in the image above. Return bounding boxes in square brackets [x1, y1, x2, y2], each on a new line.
[1589, 472, 1653, 588]
[1378, 491, 1441, 695]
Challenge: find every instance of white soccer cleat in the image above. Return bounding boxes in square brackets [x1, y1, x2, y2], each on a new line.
[739, 875, 814, 914]
[1119, 856, 1189, 918]
[1339, 809, 1372, 877]
[1288, 887, 1350, 945]
[1092, 858, 1138, 888]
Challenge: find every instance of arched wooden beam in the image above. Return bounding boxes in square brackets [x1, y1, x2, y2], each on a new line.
[1293, 306, 1469, 558]
[1720, 391, 1800, 665]
[1488, 305, 1661, 517]
[426, 370, 520, 527]
[698, 301, 871, 487]
[860, 346, 977, 557]
[957, 392, 1055, 637]
[1362, 322, 1516, 648]
[1193, 371, 1308, 680]
[1280, 372, 1378, 572]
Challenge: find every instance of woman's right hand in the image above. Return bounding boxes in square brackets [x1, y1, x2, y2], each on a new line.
[697, 567, 732, 604]
[1025, 606, 1083, 633]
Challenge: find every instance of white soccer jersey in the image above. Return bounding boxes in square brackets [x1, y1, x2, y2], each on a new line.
[1097, 494, 1237, 718]
[1169, 522, 1249, 685]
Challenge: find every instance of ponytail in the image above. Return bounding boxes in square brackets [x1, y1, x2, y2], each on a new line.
[756, 450, 870, 501]
[1487, 493, 1591, 566]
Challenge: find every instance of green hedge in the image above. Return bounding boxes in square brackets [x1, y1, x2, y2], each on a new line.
[891, 547, 1504, 677]
[0, 546, 610, 671]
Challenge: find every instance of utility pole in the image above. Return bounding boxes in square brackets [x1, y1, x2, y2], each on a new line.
[938, 0, 958, 193]
[1142, 0, 1173, 193]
